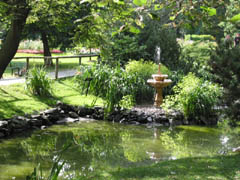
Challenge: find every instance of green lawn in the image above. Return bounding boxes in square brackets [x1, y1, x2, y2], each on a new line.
[3, 53, 97, 78]
[102, 154, 240, 180]
[0, 77, 104, 119]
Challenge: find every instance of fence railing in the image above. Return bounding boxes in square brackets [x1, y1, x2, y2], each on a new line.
[13, 54, 100, 79]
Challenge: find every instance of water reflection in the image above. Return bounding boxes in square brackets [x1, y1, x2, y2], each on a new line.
[0, 122, 239, 180]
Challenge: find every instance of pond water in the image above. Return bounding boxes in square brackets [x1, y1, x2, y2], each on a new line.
[0, 120, 239, 179]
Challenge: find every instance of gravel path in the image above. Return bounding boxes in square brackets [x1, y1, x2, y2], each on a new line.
[0, 69, 77, 86]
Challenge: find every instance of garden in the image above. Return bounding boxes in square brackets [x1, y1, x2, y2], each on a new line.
[0, 0, 240, 180]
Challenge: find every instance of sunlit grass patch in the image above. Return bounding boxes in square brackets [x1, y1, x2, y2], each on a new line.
[0, 77, 104, 119]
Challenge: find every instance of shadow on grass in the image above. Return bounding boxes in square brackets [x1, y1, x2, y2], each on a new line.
[0, 87, 57, 118]
[0, 88, 20, 100]
[0, 100, 26, 118]
[57, 78, 81, 92]
[110, 154, 240, 180]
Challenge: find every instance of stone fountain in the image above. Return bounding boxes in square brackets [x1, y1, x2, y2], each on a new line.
[147, 63, 172, 107]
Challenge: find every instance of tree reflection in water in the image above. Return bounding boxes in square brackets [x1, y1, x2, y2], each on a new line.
[0, 122, 239, 180]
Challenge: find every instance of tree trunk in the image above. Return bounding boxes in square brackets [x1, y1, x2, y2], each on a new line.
[41, 31, 53, 66]
[0, 7, 29, 78]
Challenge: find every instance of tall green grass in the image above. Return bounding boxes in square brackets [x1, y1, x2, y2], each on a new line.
[25, 67, 53, 97]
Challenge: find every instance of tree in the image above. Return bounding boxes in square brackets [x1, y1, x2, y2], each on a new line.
[0, 0, 30, 78]
[0, 0, 152, 77]
[23, 0, 91, 66]
[156, 0, 229, 40]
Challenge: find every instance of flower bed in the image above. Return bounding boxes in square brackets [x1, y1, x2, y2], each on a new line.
[17, 49, 63, 54]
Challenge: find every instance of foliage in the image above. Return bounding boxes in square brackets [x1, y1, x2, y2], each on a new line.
[184, 34, 215, 41]
[162, 73, 222, 120]
[25, 67, 52, 97]
[74, 64, 142, 113]
[19, 40, 43, 50]
[138, 23, 181, 70]
[119, 95, 135, 109]
[219, 0, 240, 36]
[209, 44, 240, 125]
[179, 40, 215, 80]
[159, 0, 227, 40]
[101, 20, 181, 69]
[101, 34, 147, 66]
[125, 60, 171, 102]
[125, 60, 168, 80]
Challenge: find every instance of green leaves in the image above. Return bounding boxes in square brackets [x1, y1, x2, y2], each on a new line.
[200, 6, 216, 16]
[133, 0, 147, 6]
[230, 14, 240, 23]
[129, 25, 140, 34]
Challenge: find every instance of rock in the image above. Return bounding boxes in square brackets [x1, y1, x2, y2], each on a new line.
[41, 126, 47, 130]
[120, 118, 127, 124]
[0, 128, 10, 136]
[10, 119, 28, 129]
[147, 117, 153, 122]
[47, 114, 62, 122]
[16, 116, 25, 120]
[77, 107, 90, 116]
[28, 119, 42, 127]
[31, 114, 42, 119]
[56, 100, 63, 106]
[79, 117, 96, 122]
[43, 108, 58, 115]
[233, 147, 240, 153]
[42, 119, 53, 126]
[137, 116, 148, 124]
[56, 117, 78, 124]
[0, 132, 5, 138]
[114, 114, 123, 122]
[69, 111, 79, 118]
[13, 128, 25, 133]
[128, 121, 140, 125]
[0, 121, 8, 128]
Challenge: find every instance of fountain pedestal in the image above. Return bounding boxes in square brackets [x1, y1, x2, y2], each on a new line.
[147, 64, 172, 108]
[155, 87, 163, 107]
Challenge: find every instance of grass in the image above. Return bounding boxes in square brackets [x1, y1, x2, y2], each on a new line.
[0, 77, 104, 119]
[88, 154, 240, 180]
[3, 52, 97, 78]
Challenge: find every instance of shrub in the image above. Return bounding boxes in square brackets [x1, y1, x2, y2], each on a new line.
[25, 67, 52, 97]
[184, 34, 215, 41]
[101, 34, 147, 66]
[75, 64, 142, 113]
[100, 21, 181, 69]
[125, 60, 171, 103]
[178, 40, 215, 80]
[138, 25, 181, 70]
[19, 40, 43, 50]
[209, 44, 240, 125]
[162, 73, 222, 121]
[125, 60, 170, 79]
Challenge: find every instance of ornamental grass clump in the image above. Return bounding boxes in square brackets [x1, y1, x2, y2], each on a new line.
[162, 73, 222, 120]
[75, 64, 142, 113]
[25, 67, 52, 97]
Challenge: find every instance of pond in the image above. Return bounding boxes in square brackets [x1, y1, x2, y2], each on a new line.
[0, 120, 239, 180]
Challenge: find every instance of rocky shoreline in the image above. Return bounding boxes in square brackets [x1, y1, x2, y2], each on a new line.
[0, 102, 217, 139]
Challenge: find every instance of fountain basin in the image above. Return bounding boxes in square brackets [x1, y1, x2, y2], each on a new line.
[147, 79, 172, 88]
[152, 74, 168, 81]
